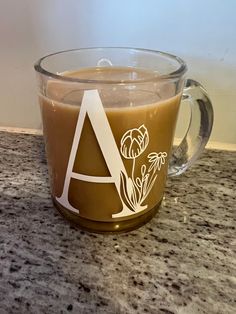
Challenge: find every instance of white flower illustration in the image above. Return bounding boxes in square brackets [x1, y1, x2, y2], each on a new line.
[119, 124, 167, 212]
[120, 125, 149, 159]
[148, 152, 167, 172]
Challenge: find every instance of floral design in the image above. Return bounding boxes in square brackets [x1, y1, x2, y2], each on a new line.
[120, 125, 167, 212]
[148, 152, 167, 172]
[120, 125, 149, 159]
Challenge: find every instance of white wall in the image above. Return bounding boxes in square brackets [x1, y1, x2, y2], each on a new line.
[0, 0, 236, 144]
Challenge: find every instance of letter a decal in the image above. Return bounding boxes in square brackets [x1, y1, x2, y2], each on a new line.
[56, 90, 133, 217]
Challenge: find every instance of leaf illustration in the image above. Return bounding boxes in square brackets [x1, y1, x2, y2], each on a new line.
[120, 171, 135, 211]
[148, 162, 155, 173]
[136, 177, 142, 187]
[145, 174, 157, 198]
[131, 182, 138, 207]
[142, 174, 149, 196]
[126, 176, 134, 200]
[141, 164, 146, 177]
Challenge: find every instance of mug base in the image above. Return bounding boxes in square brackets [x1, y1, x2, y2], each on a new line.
[53, 200, 162, 234]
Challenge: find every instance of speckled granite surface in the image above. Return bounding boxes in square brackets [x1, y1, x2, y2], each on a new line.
[0, 132, 235, 314]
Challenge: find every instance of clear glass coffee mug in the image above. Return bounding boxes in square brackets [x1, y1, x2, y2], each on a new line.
[34, 48, 213, 233]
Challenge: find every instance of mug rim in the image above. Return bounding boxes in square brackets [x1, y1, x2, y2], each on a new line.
[34, 47, 187, 84]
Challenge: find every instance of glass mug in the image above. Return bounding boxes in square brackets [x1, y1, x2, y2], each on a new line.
[34, 48, 213, 233]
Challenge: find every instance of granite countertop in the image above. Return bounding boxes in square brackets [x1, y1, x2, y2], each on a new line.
[0, 132, 235, 314]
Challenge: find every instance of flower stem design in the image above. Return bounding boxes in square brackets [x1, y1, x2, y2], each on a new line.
[120, 124, 167, 213]
[131, 157, 138, 190]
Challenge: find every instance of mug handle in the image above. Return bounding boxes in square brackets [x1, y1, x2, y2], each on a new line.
[168, 79, 214, 176]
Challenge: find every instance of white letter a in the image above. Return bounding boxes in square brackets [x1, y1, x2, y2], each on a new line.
[56, 90, 133, 217]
